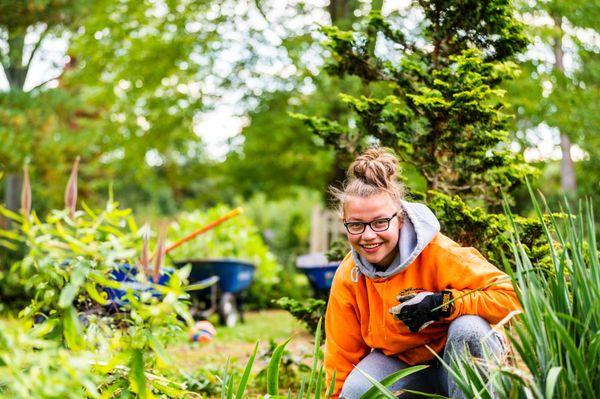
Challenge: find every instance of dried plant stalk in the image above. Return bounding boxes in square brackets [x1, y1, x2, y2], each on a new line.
[139, 225, 151, 277]
[21, 165, 31, 217]
[152, 226, 167, 283]
[64, 156, 80, 217]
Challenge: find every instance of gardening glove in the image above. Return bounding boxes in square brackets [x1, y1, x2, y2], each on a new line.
[388, 291, 454, 333]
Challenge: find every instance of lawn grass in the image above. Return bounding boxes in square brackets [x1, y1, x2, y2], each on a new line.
[211, 309, 308, 343]
[169, 310, 312, 373]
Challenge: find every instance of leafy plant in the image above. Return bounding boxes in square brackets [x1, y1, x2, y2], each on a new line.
[325, 239, 350, 262]
[441, 190, 599, 398]
[254, 338, 311, 393]
[0, 160, 199, 397]
[275, 297, 327, 337]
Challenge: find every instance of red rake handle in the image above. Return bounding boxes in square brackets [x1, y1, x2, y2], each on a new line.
[164, 207, 243, 256]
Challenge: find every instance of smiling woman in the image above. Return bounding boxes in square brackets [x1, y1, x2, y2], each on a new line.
[324, 147, 520, 399]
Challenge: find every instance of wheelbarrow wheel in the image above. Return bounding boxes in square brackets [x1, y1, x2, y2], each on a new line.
[218, 292, 238, 327]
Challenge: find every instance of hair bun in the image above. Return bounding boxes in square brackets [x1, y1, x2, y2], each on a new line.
[349, 147, 398, 189]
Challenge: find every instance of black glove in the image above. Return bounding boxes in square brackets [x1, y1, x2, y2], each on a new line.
[388, 290, 454, 332]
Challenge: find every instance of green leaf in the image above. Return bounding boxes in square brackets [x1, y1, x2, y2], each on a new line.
[545, 367, 562, 399]
[235, 342, 259, 399]
[62, 306, 83, 350]
[129, 349, 148, 399]
[267, 337, 293, 396]
[354, 366, 398, 399]
[58, 283, 78, 308]
[84, 283, 108, 305]
[307, 318, 323, 395]
[360, 365, 429, 399]
[148, 332, 172, 366]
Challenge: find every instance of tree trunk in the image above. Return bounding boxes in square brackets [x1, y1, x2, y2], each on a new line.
[4, 172, 22, 216]
[2, 27, 27, 218]
[560, 133, 576, 192]
[552, 14, 577, 193]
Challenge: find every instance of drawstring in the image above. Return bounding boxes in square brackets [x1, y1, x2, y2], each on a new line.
[351, 266, 360, 283]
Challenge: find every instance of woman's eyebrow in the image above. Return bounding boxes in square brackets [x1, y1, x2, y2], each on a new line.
[346, 214, 388, 222]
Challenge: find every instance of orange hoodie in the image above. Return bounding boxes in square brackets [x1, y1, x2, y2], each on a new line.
[324, 232, 519, 398]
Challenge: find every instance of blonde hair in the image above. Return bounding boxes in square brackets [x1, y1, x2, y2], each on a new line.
[330, 147, 405, 217]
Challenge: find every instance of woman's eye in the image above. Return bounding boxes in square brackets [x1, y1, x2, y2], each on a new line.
[347, 223, 362, 229]
[371, 219, 388, 228]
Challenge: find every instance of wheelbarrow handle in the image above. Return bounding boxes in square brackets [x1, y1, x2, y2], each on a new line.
[164, 207, 243, 255]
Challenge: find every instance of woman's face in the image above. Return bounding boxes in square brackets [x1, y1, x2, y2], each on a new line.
[343, 193, 402, 268]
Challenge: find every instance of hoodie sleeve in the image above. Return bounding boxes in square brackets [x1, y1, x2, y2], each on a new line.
[324, 275, 370, 399]
[431, 238, 521, 324]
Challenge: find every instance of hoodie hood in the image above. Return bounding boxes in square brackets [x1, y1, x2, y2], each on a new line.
[351, 200, 440, 280]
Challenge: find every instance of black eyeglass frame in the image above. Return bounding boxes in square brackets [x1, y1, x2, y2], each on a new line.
[343, 212, 399, 235]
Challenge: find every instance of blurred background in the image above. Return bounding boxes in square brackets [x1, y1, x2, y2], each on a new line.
[1, 0, 598, 307]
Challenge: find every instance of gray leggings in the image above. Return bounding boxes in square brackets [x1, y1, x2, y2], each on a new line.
[340, 315, 504, 399]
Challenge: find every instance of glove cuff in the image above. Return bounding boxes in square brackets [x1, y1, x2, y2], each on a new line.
[433, 290, 454, 318]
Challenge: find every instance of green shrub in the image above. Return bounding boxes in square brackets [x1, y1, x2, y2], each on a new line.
[427, 190, 557, 272]
[275, 297, 327, 336]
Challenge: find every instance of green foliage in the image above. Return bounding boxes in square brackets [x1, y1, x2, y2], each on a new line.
[274, 297, 326, 337]
[506, 0, 600, 187]
[442, 192, 599, 399]
[297, 3, 536, 204]
[0, 319, 100, 398]
[325, 239, 350, 262]
[427, 190, 554, 270]
[0, 197, 198, 397]
[254, 338, 311, 394]
[168, 204, 281, 282]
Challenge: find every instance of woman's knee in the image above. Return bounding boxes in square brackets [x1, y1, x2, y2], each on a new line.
[446, 315, 503, 357]
[340, 351, 403, 398]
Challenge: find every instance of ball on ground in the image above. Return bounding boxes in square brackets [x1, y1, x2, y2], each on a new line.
[189, 320, 216, 343]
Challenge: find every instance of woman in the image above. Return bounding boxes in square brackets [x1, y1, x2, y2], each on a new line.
[324, 147, 519, 398]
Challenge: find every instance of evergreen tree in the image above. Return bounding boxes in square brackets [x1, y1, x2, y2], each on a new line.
[296, 1, 548, 267]
[296, 0, 537, 205]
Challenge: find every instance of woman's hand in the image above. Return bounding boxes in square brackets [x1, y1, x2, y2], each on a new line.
[388, 291, 454, 332]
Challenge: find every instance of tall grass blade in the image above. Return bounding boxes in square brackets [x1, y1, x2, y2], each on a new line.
[353, 366, 397, 399]
[297, 375, 306, 399]
[326, 371, 336, 399]
[266, 337, 292, 396]
[545, 367, 562, 399]
[314, 364, 324, 399]
[360, 365, 429, 399]
[235, 342, 259, 399]
[307, 317, 323, 395]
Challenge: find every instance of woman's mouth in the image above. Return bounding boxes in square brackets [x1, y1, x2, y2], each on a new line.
[361, 243, 383, 253]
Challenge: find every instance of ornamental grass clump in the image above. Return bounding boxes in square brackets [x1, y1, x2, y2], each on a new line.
[442, 189, 599, 399]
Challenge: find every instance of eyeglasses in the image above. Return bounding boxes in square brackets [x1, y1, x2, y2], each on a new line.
[343, 212, 398, 235]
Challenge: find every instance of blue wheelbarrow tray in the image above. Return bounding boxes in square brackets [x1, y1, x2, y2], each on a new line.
[105, 262, 174, 306]
[172, 258, 255, 294]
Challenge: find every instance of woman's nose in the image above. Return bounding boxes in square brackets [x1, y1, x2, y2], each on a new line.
[361, 226, 377, 239]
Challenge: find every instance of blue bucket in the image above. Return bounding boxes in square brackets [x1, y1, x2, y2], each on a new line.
[297, 261, 339, 291]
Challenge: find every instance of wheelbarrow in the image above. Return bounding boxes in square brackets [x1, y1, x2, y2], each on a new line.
[173, 258, 255, 327]
[296, 253, 340, 299]
[107, 208, 247, 326]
